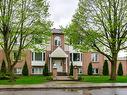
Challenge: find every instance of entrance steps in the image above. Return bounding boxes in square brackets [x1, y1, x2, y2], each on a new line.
[53, 76, 73, 81]
[57, 72, 67, 76]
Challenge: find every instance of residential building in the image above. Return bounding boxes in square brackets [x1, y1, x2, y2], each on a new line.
[0, 29, 127, 76]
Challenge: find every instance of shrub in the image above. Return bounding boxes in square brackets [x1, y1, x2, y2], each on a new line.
[103, 60, 109, 75]
[117, 62, 123, 76]
[69, 62, 73, 76]
[0, 60, 6, 74]
[0, 73, 10, 80]
[87, 63, 93, 75]
[22, 61, 29, 76]
[43, 63, 49, 76]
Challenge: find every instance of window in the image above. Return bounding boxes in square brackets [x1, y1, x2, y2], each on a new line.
[32, 67, 43, 74]
[43, 53, 45, 61]
[70, 53, 72, 61]
[81, 54, 82, 61]
[32, 52, 45, 62]
[35, 52, 42, 61]
[32, 52, 34, 61]
[54, 36, 61, 46]
[14, 68, 22, 74]
[91, 53, 98, 62]
[13, 51, 21, 60]
[73, 53, 80, 61]
[78, 67, 82, 74]
[92, 68, 98, 74]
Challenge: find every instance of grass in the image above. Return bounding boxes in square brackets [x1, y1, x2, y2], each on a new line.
[0, 76, 52, 85]
[79, 76, 127, 83]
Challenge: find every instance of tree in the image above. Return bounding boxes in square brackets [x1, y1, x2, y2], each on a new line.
[69, 62, 73, 76]
[117, 62, 123, 76]
[64, 0, 127, 80]
[22, 61, 28, 76]
[0, 0, 52, 80]
[1, 60, 6, 74]
[103, 60, 109, 76]
[43, 63, 49, 76]
[88, 63, 93, 75]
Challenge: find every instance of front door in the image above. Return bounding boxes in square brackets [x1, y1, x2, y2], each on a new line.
[54, 60, 63, 72]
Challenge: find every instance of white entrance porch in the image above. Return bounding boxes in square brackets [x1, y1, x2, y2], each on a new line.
[49, 47, 68, 74]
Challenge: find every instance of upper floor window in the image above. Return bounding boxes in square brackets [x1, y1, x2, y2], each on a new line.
[70, 53, 82, 61]
[73, 53, 80, 61]
[91, 53, 99, 62]
[13, 51, 21, 60]
[70, 53, 72, 61]
[35, 52, 42, 61]
[54, 36, 61, 46]
[32, 52, 45, 61]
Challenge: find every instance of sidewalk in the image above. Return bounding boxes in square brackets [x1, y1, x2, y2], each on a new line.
[0, 81, 127, 90]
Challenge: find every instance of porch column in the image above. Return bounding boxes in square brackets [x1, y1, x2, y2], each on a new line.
[66, 57, 67, 73]
[50, 57, 52, 72]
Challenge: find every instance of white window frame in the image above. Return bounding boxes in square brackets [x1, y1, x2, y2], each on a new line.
[14, 68, 22, 74]
[54, 36, 61, 46]
[91, 53, 99, 62]
[72, 53, 81, 61]
[92, 68, 99, 74]
[32, 67, 43, 74]
[32, 52, 45, 61]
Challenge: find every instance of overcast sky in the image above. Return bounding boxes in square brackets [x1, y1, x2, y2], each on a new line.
[48, 0, 79, 28]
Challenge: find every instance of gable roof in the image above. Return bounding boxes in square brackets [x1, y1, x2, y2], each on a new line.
[52, 28, 62, 34]
[50, 47, 68, 58]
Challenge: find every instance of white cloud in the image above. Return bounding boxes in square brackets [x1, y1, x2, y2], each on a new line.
[48, 0, 79, 28]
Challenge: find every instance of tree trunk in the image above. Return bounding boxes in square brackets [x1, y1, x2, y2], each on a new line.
[8, 66, 15, 82]
[110, 60, 117, 80]
[5, 51, 15, 82]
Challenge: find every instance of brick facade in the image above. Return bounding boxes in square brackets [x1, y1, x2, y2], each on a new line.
[0, 29, 127, 76]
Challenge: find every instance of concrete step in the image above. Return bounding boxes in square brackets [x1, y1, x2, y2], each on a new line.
[57, 72, 67, 76]
[53, 76, 73, 81]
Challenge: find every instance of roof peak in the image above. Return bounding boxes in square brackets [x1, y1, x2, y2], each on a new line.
[50, 47, 68, 58]
[52, 28, 62, 33]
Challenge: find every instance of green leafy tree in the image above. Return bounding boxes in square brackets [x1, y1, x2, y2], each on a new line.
[0, 0, 52, 80]
[88, 63, 93, 75]
[64, 0, 127, 80]
[43, 63, 49, 76]
[117, 62, 123, 76]
[1, 60, 6, 74]
[69, 62, 73, 76]
[103, 60, 109, 76]
[22, 62, 29, 76]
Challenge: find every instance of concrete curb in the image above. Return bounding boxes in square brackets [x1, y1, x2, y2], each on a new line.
[0, 85, 127, 91]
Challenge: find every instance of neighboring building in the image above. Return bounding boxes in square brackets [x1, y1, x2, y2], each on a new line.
[0, 28, 127, 76]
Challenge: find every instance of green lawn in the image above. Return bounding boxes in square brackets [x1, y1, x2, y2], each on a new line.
[0, 76, 52, 85]
[79, 76, 127, 83]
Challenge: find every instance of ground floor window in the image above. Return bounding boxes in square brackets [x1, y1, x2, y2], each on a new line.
[92, 68, 98, 74]
[78, 67, 82, 74]
[14, 68, 22, 74]
[32, 67, 43, 74]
